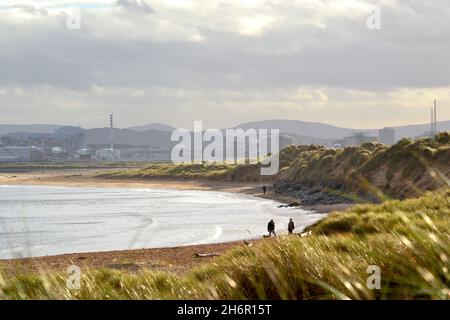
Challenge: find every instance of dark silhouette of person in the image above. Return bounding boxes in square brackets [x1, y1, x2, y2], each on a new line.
[288, 218, 295, 234]
[262, 185, 267, 194]
[267, 219, 276, 237]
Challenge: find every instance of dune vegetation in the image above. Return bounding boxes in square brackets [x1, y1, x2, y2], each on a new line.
[1, 189, 449, 300]
[95, 133, 450, 203]
[275, 132, 450, 202]
[95, 162, 237, 180]
[92, 143, 310, 182]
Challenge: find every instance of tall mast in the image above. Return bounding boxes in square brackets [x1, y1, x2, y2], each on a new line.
[110, 114, 114, 150]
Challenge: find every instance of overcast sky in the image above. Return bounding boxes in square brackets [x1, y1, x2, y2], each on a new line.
[0, 0, 449, 129]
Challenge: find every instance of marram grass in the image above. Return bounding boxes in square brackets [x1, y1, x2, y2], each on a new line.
[0, 190, 449, 300]
[95, 133, 450, 200]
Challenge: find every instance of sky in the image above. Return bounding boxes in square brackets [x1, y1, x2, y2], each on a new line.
[0, 0, 449, 129]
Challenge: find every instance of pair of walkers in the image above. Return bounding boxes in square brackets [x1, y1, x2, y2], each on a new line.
[267, 219, 295, 237]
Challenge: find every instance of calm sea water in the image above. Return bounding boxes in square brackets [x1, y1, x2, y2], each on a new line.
[0, 185, 324, 259]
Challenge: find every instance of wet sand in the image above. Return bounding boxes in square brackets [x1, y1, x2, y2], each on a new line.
[0, 241, 253, 277]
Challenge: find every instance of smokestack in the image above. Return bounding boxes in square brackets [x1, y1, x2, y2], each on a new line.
[110, 114, 114, 150]
[431, 108, 434, 133]
[41, 137, 45, 161]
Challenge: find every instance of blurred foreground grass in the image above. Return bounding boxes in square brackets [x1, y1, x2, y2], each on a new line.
[1, 189, 449, 300]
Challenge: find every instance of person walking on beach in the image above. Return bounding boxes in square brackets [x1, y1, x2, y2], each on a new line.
[288, 218, 295, 234]
[262, 185, 267, 195]
[267, 219, 276, 237]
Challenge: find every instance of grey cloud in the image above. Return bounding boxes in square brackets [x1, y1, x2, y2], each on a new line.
[0, 0, 449, 91]
[114, 0, 155, 14]
[9, 4, 48, 16]
[0, 0, 450, 128]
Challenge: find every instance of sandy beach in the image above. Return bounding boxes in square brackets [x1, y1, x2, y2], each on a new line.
[0, 169, 353, 276]
[0, 241, 255, 277]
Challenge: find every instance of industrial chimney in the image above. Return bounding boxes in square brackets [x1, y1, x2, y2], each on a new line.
[431, 108, 434, 133]
[110, 114, 114, 150]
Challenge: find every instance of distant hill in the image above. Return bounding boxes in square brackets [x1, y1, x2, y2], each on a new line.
[0, 124, 62, 136]
[235, 120, 367, 140]
[2, 120, 450, 147]
[128, 123, 176, 132]
[394, 120, 450, 139]
[234, 119, 450, 141]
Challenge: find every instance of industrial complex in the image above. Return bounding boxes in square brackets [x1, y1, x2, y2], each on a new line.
[0, 100, 444, 162]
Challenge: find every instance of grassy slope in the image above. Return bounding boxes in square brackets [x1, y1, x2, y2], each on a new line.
[93, 145, 310, 182]
[95, 163, 237, 180]
[1, 190, 449, 300]
[95, 133, 450, 201]
[276, 132, 450, 201]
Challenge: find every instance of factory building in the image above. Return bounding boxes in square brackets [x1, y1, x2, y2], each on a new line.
[379, 127, 396, 145]
[95, 148, 121, 161]
[332, 132, 378, 148]
[0, 145, 42, 162]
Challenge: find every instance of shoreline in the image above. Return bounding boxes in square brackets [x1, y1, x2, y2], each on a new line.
[0, 169, 354, 276]
[0, 169, 354, 213]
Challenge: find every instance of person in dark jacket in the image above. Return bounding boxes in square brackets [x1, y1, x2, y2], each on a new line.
[267, 219, 276, 237]
[288, 218, 295, 234]
[262, 185, 267, 194]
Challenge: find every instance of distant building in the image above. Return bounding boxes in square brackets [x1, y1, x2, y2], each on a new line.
[118, 147, 171, 162]
[0, 145, 42, 162]
[379, 127, 396, 145]
[333, 132, 378, 147]
[95, 148, 121, 161]
[74, 148, 94, 160]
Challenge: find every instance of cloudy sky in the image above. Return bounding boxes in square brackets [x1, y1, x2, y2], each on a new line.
[0, 0, 449, 129]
